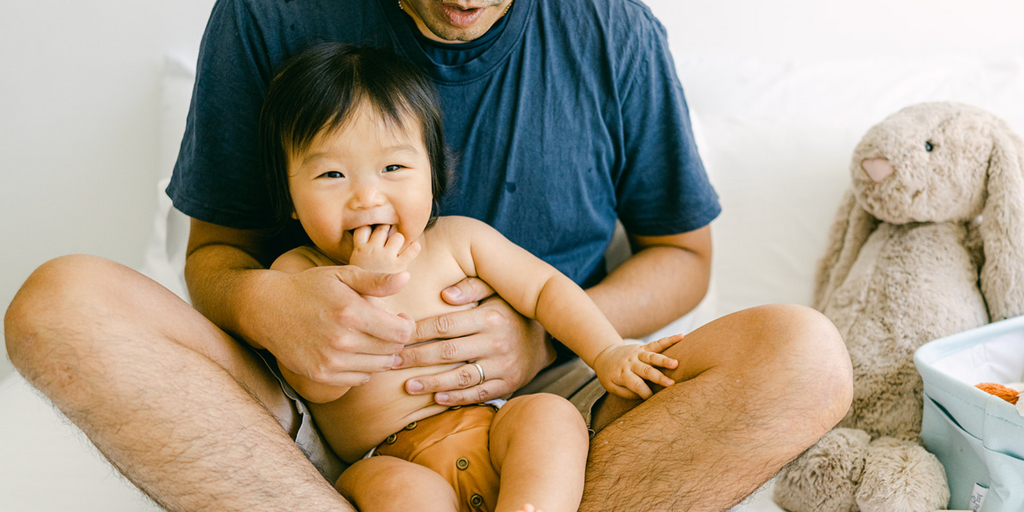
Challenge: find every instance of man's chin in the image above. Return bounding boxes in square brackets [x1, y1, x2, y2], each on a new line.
[421, 7, 503, 41]
[423, 23, 490, 42]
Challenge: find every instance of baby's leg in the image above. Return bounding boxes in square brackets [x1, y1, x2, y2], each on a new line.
[489, 393, 590, 512]
[336, 455, 458, 512]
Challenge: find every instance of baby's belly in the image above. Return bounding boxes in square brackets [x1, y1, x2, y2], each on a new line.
[309, 362, 462, 463]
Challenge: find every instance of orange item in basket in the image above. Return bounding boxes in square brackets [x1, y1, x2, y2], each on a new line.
[975, 382, 1020, 405]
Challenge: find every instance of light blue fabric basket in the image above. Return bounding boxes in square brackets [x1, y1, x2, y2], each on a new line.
[914, 316, 1024, 512]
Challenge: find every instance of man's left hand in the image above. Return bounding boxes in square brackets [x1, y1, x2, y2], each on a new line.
[397, 277, 555, 405]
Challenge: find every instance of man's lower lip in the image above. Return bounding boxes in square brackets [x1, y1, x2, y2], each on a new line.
[440, 4, 485, 28]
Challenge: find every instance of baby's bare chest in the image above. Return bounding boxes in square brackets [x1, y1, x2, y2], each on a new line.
[313, 239, 477, 461]
[383, 242, 474, 320]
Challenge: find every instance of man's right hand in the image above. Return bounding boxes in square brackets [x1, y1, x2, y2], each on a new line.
[259, 265, 417, 387]
[184, 219, 416, 389]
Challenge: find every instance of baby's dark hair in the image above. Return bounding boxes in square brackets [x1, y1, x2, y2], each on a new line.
[260, 43, 450, 234]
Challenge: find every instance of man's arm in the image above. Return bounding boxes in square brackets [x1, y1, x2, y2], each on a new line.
[185, 218, 415, 388]
[587, 225, 713, 340]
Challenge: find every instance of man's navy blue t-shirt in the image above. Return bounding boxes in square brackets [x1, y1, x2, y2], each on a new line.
[168, 0, 721, 288]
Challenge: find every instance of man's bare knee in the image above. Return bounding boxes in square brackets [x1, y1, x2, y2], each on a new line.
[5, 254, 294, 430]
[5, 255, 115, 377]
[769, 304, 852, 424]
[675, 304, 852, 441]
[738, 304, 853, 439]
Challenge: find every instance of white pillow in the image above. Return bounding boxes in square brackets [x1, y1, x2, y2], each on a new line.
[701, 115, 865, 315]
[140, 53, 195, 302]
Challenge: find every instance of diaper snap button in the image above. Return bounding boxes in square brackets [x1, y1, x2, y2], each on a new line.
[404, 421, 418, 430]
[456, 457, 470, 470]
[470, 494, 485, 508]
[385, 433, 398, 445]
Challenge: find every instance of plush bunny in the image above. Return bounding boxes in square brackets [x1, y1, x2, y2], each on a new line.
[773, 102, 1024, 512]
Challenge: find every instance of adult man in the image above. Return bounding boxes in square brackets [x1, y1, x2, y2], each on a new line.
[5, 0, 852, 510]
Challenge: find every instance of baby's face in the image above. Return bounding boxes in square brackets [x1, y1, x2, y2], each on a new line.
[287, 104, 434, 264]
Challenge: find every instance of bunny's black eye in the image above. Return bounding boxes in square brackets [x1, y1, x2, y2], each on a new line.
[924, 141, 934, 152]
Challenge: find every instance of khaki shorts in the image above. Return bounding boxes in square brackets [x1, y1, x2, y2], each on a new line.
[259, 352, 604, 484]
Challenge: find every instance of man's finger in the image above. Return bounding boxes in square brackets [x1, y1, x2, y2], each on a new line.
[403, 361, 487, 395]
[338, 322, 414, 354]
[334, 304, 416, 348]
[411, 309, 491, 345]
[318, 371, 374, 388]
[278, 352, 397, 384]
[316, 275, 415, 345]
[319, 352, 402, 374]
[440, 277, 495, 306]
[335, 266, 410, 298]
[433, 380, 512, 406]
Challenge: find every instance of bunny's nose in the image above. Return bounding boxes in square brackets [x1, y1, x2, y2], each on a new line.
[862, 158, 895, 182]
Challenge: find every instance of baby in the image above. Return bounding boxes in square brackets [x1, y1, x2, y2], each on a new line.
[261, 43, 683, 512]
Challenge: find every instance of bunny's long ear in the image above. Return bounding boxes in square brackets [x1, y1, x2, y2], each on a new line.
[813, 187, 879, 311]
[980, 129, 1024, 321]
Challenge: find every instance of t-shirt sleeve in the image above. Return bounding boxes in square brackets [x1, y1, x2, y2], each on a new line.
[612, 14, 720, 237]
[166, 0, 276, 229]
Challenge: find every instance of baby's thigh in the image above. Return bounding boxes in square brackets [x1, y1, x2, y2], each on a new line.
[336, 455, 458, 512]
[493, 393, 588, 432]
[489, 394, 590, 463]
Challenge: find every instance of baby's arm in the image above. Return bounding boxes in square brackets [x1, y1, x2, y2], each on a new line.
[270, 247, 354, 403]
[448, 217, 682, 399]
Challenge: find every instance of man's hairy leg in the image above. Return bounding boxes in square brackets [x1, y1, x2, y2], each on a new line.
[4, 255, 352, 512]
[580, 304, 852, 511]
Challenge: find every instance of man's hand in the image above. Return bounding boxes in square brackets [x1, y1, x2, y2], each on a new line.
[592, 334, 684, 400]
[260, 264, 416, 387]
[396, 277, 555, 405]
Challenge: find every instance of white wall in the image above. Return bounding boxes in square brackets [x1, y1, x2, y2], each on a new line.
[0, 0, 215, 381]
[646, 0, 1024, 61]
[3, 0, 1024, 382]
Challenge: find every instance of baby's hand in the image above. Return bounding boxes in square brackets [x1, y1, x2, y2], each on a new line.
[592, 333, 685, 400]
[349, 225, 421, 274]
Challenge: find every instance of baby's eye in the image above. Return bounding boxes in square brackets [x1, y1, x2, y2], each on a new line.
[319, 171, 344, 178]
[383, 164, 403, 173]
[924, 141, 935, 152]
